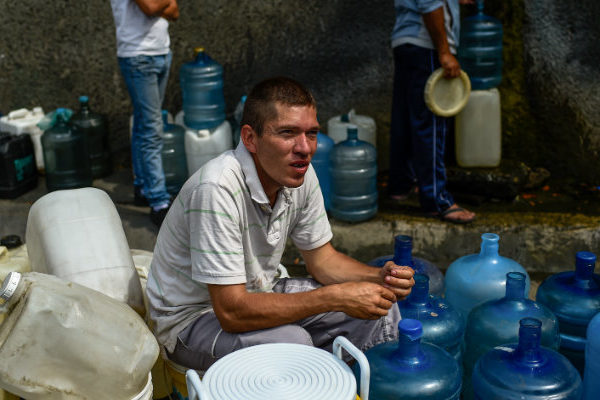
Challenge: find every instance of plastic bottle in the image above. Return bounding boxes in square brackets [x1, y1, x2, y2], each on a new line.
[0, 271, 158, 400]
[458, 0, 503, 90]
[327, 109, 377, 147]
[70, 96, 112, 179]
[398, 274, 464, 362]
[25, 187, 145, 316]
[41, 108, 93, 191]
[536, 251, 600, 375]
[160, 110, 188, 195]
[444, 233, 530, 323]
[0, 107, 45, 171]
[356, 319, 462, 399]
[472, 318, 582, 399]
[368, 234, 445, 296]
[455, 88, 501, 167]
[231, 95, 246, 148]
[312, 132, 335, 211]
[0, 132, 37, 199]
[583, 311, 600, 399]
[181, 118, 233, 177]
[180, 47, 226, 130]
[462, 272, 560, 400]
[329, 124, 378, 222]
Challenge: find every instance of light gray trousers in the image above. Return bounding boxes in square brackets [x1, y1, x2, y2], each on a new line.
[167, 277, 402, 371]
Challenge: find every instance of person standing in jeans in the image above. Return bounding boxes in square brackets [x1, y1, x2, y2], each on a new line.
[110, 0, 179, 226]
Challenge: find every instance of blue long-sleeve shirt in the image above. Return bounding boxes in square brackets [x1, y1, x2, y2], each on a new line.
[391, 0, 460, 54]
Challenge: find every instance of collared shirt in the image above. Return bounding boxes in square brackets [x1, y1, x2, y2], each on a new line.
[147, 142, 333, 352]
[391, 0, 460, 54]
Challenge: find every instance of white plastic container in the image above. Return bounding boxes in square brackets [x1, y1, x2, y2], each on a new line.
[327, 109, 377, 147]
[25, 187, 145, 315]
[176, 111, 232, 177]
[455, 88, 501, 167]
[0, 271, 158, 400]
[0, 107, 45, 171]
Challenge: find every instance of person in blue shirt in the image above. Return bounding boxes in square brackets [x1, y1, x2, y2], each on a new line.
[388, 0, 476, 224]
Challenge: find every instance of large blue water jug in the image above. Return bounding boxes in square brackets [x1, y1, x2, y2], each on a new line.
[161, 110, 188, 195]
[458, 0, 503, 90]
[398, 274, 464, 362]
[41, 108, 92, 191]
[472, 317, 582, 399]
[368, 234, 445, 296]
[312, 132, 334, 211]
[462, 272, 560, 400]
[536, 251, 600, 375]
[445, 233, 530, 323]
[180, 47, 225, 130]
[329, 125, 377, 222]
[355, 319, 462, 399]
[583, 311, 600, 399]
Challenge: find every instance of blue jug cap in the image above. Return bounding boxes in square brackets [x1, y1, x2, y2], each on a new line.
[79, 96, 89, 103]
[194, 46, 205, 56]
[398, 319, 422, 340]
[241, 95, 247, 102]
[341, 113, 350, 123]
[575, 251, 596, 281]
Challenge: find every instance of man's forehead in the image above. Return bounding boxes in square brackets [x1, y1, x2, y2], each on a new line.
[269, 103, 318, 125]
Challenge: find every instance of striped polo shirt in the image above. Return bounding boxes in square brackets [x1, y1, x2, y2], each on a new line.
[147, 142, 333, 352]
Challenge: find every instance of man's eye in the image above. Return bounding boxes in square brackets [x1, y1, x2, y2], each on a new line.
[307, 131, 318, 139]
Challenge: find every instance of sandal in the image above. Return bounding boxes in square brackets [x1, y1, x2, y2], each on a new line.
[432, 206, 476, 224]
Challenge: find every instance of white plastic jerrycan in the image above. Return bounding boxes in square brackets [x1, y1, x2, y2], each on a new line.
[0, 271, 159, 400]
[0, 107, 45, 171]
[175, 111, 232, 176]
[327, 109, 377, 147]
[25, 187, 145, 315]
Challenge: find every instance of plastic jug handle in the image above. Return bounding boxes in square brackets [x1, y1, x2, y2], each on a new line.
[8, 108, 29, 120]
[333, 336, 370, 400]
[186, 369, 209, 400]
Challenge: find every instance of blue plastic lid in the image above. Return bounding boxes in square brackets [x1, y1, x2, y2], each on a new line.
[79, 96, 89, 103]
[398, 319, 423, 340]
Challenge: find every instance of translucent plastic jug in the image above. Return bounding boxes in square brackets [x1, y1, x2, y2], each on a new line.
[445, 233, 530, 322]
[398, 274, 464, 361]
[472, 318, 582, 399]
[0, 132, 37, 199]
[0, 107, 45, 171]
[455, 88, 501, 167]
[0, 271, 158, 400]
[329, 125, 377, 222]
[458, 0, 503, 90]
[41, 108, 92, 191]
[25, 187, 145, 315]
[312, 132, 334, 211]
[327, 109, 377, 147]
[462, 272, 560, 400]
[583, 311, 600, 399]
[161, 110, 188, 195]
[536, 251, 600, 375]
[356, 319, 461, 399]
[368, 234, 445, 296]
[70, 96, 111, 179]
[180, 47, 225, 130]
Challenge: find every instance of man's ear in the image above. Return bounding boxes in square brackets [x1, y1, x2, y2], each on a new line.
[241, 124, 258, 154]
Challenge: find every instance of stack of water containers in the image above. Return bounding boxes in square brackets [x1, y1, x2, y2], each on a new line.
[177, 47, 232, 176]
[456, 0, 503, 167]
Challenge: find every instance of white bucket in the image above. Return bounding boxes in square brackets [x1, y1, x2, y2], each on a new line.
[0, 107, 45, 171]
[176, 111, 232, 177]
[131, 373, 154, 400]
[25, 187, 145, 315]
[327, 109, 376, 147]
[455, 88, 501, 168]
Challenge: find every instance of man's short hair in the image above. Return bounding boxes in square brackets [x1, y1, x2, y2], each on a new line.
[241, 76, 317, 136]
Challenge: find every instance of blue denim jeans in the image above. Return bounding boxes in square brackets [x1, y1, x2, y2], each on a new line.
[118, 53, 172, 209]
[388, 44, 454, 213]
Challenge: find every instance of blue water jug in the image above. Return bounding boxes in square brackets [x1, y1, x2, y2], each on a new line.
[458, 0, 503, 90]
[398, 274, 464, 362]
[445, 233, 530, 323]
[161, 110, 188, 195]
[462, 272, 560, 400]
[0, 132, 37, 198]
[583, 311, 600, 399]
[311, 132, 334, 211]
[329, 125, 377, 222]
[355, 319, 462, 399]
[70, 96, 111, 179]
[368, 234, 445, 296]
[536, 251, 600, 375]
[472, 317, 582, 399]
[41, 108, 92, 191]
[180, 47, 225, 130]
